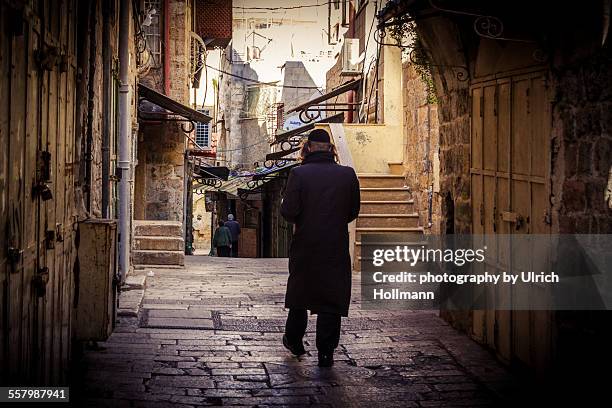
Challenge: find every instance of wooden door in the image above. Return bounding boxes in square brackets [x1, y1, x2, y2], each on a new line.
[1, 0, 78, 385]
[470, 71, 552, 371]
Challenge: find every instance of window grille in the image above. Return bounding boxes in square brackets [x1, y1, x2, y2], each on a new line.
[143, 0, 162, 65]
[195, 109, 211, 147]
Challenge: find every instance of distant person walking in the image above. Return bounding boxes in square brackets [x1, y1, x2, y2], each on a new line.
[225, 214, 241, 257]
[280, 128, 360, 367]
[212, 220, 232, 257]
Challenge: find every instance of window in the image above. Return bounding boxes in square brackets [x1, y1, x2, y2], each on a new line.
[195, 109, 211, 148]
[143, 0, 162, 65]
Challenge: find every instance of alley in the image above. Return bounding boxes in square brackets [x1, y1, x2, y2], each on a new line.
[78, 257, 521, 407]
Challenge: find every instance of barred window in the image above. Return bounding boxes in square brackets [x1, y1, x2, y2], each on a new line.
[143, 0, 162, 64]
[195, 109, 210, 148]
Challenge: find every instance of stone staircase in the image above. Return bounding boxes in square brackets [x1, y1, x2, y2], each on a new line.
[133, 220, 185, 266]
[354, 173, 424, 270]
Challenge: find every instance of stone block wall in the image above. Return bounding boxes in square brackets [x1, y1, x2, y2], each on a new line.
[402, 62, 441, 234]
[135, 0, 192, 222]
[411, 5, 612, 363]
[551, 47, 612, 234]
[218, 59, 267, 169]
[416, 17, 472, 235]
[140, 123, 186, 221]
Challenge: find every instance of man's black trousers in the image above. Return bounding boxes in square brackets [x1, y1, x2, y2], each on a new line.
[284, 308, 341, 353]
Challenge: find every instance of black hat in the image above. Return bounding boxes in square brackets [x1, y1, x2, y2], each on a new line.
[307, 129, 331, 143]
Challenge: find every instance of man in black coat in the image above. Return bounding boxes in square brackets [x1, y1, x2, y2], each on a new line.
[280, 128, 360, 367]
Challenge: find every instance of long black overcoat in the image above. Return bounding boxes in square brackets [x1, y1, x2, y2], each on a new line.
[280, 151, 360, 316]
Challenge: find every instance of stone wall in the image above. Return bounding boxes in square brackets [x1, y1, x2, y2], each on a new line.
[140, 123, 186, 221]
[551, 46, 612, 234]
[89, 0, 104, 217]
[411, 4, 612, 363]
[82, 0, 138, 219]
[218, 59, 270, 169]
[136, 0, 191, 222]
[402, 62, 441, 234]
[416, 17, 472, 236]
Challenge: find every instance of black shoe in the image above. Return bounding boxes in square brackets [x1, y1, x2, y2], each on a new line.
[318, 352, 334, 367]
[282, 334, 306, 356]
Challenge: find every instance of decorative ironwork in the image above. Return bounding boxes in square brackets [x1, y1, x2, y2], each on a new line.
[181, 120, 196, 133]
[195, 178, 222, 188]
[473, 16, 504, 39]
[238, 188, 262, 201]
[278, 138, 302, 153]
[246, 179, 264, 189]
[297, 104, 360, 124]
[287, 81, 361, 124]
[298, 108, 322, 124]
[428, 0, 536, 43]
[262, 159, 298, 170]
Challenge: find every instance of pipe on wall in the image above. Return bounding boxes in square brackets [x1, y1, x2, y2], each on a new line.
[164, 0, 170, 95]
[118, 0, 132, 283]
[101, 0, 112, 218]
[85, 1, 98, 212]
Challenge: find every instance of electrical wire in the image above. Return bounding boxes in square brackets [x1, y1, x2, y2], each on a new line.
[205, 64, 324, 90]
[233, 2, 331, 11]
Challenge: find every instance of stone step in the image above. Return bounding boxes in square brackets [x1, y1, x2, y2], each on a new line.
[134, 236, 184, 251]
[387, 161, 404, 175]
[134, 264, 185, 270]
[360, 187, 411, 201]
[132, 250, 185, 266]
[357, 173, 407, 188]
[360, 200, 414, 214]
[356, 213, 420, 228]
[134, 220, 182, 237]
[355, 227, 423, 243]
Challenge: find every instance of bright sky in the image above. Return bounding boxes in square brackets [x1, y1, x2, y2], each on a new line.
[194, 0, 344, 108]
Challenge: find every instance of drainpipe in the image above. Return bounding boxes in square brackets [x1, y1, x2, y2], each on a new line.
[101, 0, 111, 218]
[85, 3, 98, 212]
[164, 0, 170, 95]
[118, 0, 132, 283]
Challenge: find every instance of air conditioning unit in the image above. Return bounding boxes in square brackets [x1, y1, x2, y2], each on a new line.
[341, 38, 361, 76]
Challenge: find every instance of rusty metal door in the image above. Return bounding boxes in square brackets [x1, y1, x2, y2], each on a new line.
[470, 71, 552, 371]
[1, 0, 78, 385]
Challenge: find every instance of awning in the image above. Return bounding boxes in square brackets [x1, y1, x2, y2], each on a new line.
[266, 148, 300, 161]
[193, 165, 230, 180]
[192, 162, 298, 198]
[286, 79, 362, 114]
[138, 83, 212, 123]
[252, 162, 298, 181]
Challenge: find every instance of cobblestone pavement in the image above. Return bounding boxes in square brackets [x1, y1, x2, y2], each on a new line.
[78, 256, 524, 407]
